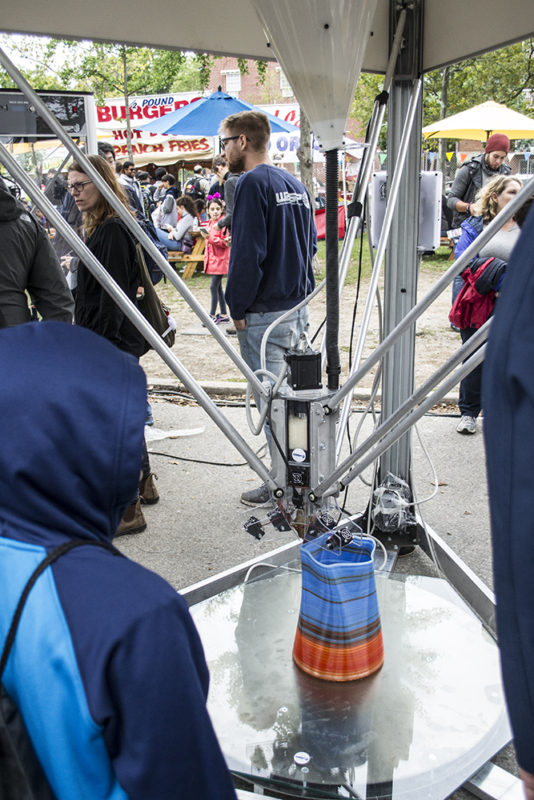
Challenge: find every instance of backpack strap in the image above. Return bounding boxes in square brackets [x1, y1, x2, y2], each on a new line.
[0, 539, 121, 680]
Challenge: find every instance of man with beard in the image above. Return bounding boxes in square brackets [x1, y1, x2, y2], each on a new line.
[447, 133, 511, 228]
[220, 110, 316, 507]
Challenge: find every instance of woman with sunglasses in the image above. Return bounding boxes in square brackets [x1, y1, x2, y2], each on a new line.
[67, 154, 158, 535]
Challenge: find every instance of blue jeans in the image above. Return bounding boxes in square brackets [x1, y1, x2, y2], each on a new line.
[237, 307, 309, 453]
[156, 228, 183, 252]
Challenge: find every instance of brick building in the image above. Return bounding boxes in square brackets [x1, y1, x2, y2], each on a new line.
[208, 57, 296, 105]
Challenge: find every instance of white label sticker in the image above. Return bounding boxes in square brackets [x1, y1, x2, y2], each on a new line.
[291, 448, 306, 463]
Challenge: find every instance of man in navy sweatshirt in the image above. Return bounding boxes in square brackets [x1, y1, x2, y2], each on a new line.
[220, 110, 317, 507]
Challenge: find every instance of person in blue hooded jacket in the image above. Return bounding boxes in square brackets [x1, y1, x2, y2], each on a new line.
[0, 321, 237, 800]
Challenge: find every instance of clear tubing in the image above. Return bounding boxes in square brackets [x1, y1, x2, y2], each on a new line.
[330, 77, 422, 452]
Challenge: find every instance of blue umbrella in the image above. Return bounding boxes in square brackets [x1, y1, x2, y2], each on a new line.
[136, 90, 299, 136]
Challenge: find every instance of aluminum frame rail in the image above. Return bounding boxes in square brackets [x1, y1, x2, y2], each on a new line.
[326, 177, 534, 414]
[0, 46, 267, 403]
[335, 78, 422, 458]
[0, 144, 276, 489]
[313, 345, 487, 498]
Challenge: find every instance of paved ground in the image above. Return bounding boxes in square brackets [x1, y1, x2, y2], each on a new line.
[116, 389, 519, 799]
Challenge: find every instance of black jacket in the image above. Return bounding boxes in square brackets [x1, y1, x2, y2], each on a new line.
[471, 255, 507, 294]
[447, 153, 511, 227]
[75, 217, 148, 358]
[0, 185, 74, 328]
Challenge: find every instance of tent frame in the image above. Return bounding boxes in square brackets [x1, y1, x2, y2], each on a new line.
[2, 2, 533, 625]
[1, 3, 532, 792]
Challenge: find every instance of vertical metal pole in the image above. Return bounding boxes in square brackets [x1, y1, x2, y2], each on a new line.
[84, 95, 98, 154]
[380, 0, 424, 482]
[325, 149, 341, 390]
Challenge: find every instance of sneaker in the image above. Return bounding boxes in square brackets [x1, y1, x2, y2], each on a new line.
[457, 415, 476, 434]
[226, 326, 237, 335]
[139, 473, 159, 505]
[215, 314, 230, 324]
[115, 499, 147, 537]
[240, 483, 272, 507]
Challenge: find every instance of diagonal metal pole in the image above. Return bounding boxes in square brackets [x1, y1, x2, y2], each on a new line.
[327, 177, 533, 411]
[337, 345, 486, 491]
[312, 321, 490, 498]
[0, 145, 276, 491]
[0, 46, 267, 400]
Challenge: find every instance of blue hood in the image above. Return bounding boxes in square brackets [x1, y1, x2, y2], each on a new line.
[0, 321, 146, 545]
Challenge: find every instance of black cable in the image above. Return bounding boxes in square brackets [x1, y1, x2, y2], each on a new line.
[325, 148, 341, 390]
[267, 402, 290, 470]
[148, 450, 261, 468]
[348, 197, 366, 371]
[310, 315, 326, 344]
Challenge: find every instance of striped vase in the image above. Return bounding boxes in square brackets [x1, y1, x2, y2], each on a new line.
[293, 533, 384, 681]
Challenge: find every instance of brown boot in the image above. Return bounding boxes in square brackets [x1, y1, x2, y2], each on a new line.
[139, 473, 159, 505]
[115, 499, 147, 537]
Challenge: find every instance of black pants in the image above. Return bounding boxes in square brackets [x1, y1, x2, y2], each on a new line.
[459, 327, 483, 417]
[209, 275, 227, 316]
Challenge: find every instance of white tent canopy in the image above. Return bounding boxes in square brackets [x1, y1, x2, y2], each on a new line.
[1, 0, 532, 73]
[1, 0, 533, 149]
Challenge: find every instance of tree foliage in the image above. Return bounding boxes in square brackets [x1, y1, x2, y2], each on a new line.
[0, 35, 213, 101]
[424, 39, 534, 124]
[350, 39, 534, 151]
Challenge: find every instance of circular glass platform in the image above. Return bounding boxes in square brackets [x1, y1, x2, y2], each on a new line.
[191, 566, 510, 799]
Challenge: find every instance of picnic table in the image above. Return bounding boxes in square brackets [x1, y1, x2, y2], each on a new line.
[167, 229, 205, 279]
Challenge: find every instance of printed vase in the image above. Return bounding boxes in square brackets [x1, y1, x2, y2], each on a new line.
[293, 533, 384, 681]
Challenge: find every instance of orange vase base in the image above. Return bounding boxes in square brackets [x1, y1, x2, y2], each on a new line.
[293, 628, 384, 682]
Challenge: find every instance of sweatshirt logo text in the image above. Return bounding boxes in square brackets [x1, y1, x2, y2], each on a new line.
[275, 191, 310, 209]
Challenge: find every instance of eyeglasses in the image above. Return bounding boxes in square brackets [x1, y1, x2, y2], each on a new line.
[220, 135, 240, 149]
[67, 180, 93, 194]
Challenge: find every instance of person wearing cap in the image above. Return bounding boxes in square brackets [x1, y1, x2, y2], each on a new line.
[447, 133, 511, 228]
[184, 165, 209, 202]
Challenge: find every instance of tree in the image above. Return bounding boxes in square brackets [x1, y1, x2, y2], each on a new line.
[348, 38, 534, 159]
[296, 108, 313, 200]
[350, 72, 388, 150]
[0, 36, 215, 160]
[423, 39, 534, 141]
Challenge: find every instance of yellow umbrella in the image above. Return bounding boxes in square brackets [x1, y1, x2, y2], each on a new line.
[422, 100, 534, 141]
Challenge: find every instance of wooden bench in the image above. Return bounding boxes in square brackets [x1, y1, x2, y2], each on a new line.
[440, 235, 456, 260]
[167, 232, 205, 279]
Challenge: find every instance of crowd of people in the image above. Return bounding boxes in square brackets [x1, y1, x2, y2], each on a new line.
[1, 114, 534, 798]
